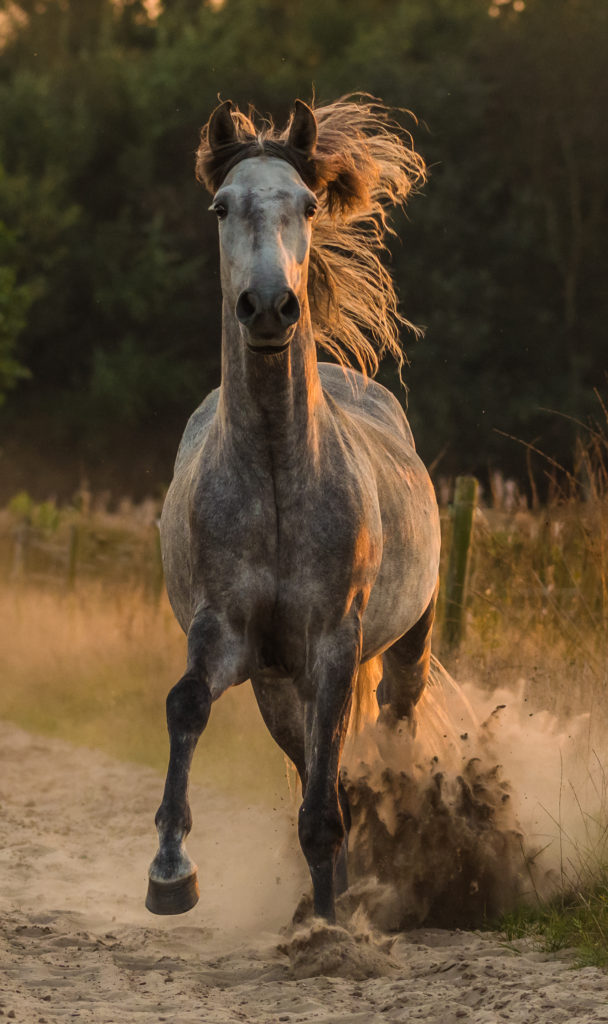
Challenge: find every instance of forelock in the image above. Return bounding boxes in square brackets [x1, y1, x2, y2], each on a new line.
[196, 137, 318, 195]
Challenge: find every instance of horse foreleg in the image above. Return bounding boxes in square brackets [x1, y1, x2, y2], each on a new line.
[146, 667, 211, 915]
[253, 674, 350, 900]
[298, 620, 360, 922]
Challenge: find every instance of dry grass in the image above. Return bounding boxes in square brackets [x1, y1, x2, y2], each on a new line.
[443, 409, 608, 725]
[0, 580, 288, 802]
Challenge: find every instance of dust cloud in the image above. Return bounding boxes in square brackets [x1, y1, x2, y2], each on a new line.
[338, 656, 607, 931]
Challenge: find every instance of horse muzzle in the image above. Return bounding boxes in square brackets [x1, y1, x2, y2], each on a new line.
[236, 287, 300, 352]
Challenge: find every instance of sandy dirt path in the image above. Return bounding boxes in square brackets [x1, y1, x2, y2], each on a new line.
[1, 719, 608, 1024]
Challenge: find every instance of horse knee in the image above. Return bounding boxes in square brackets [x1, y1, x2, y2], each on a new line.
[298, 799, 344, 864]
[166, 672, 211, 736]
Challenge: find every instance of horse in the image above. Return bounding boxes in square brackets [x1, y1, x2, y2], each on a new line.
[146, 96, 441, 924]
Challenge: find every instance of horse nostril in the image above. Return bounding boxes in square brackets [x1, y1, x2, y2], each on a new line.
[235, 290, 260, 325]
[276, 290, 300, 327]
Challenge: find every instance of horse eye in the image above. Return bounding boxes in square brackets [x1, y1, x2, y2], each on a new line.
[305, 203, 317, 220]
[212, 203, 227, 220]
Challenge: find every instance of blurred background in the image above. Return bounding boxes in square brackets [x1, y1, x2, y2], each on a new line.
[0, 0, 606, 501]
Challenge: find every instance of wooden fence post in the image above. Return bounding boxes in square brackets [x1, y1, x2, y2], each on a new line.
[443, 475, 478, 652]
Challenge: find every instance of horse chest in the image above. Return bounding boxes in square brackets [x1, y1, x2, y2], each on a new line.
[190, 476, 276, 606]
[192, 464, 375, 625]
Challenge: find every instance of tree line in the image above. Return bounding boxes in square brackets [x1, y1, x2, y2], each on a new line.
[0, 0, 606, 498]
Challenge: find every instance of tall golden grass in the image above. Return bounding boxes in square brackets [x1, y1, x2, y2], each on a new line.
[0, 580, 288, 801]
[436, 395, 608, 729]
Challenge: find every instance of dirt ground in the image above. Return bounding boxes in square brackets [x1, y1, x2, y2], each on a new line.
[2, 719, 608, 1024]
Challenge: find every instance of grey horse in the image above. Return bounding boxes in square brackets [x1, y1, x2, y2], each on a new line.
[146, 97, 441, 923]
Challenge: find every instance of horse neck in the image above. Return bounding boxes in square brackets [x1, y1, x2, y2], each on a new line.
[218, 299, 324, 467]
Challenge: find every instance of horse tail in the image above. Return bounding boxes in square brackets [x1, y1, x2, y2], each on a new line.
[349, 655, 383, 734]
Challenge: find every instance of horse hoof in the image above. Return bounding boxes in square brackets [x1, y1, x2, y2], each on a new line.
[145, 871, 200, 915]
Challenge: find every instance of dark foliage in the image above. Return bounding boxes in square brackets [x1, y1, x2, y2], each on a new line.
[0, 0, 606, 498]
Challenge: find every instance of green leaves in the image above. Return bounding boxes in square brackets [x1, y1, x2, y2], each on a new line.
[0, 217, 33, 405]
[0, 264, 32, 404]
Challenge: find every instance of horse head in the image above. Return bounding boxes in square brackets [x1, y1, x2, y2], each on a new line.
[206, 100, 318, 353]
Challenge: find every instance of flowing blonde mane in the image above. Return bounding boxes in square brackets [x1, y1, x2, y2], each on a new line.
[196, 96, 426, 378]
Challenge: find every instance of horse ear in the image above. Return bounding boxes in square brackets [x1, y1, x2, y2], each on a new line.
[208, 100, 237, 151]
[288, 100, 317, 156]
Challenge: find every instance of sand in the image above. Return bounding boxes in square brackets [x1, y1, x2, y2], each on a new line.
[1, 719, 608, 1024]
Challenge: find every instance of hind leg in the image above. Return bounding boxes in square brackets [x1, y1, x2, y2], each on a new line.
[252, 675, 351, 899]
[377, 587, 437, 728]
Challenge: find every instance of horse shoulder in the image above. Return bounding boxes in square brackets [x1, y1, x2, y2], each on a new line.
[173, 387, 220, 473]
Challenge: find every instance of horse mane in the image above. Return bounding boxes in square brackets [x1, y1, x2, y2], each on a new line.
[196, 96, 426, 378]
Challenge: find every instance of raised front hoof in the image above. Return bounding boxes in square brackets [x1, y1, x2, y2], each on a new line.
[145, 871, 200, 916]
